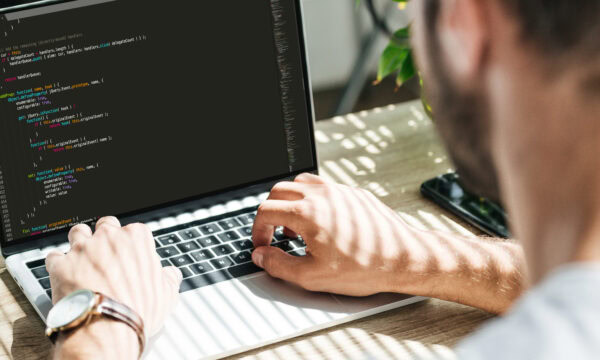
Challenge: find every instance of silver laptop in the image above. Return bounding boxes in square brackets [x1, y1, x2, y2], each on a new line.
[0, 0, 422, 358]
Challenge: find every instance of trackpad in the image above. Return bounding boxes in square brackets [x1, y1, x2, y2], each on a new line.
[241, 273, 348, 315]
[241, 273, 415, 315]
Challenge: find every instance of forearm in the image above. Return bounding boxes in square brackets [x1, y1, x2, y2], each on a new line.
[53, 319, 139, 360]
[391, 230, 528, 314]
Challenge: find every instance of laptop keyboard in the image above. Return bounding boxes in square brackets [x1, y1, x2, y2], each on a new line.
[26, 208, 307, 299]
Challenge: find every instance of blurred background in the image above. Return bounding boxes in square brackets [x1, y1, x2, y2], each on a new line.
[302, 0, 418, 120]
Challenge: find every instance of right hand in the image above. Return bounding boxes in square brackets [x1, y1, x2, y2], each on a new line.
[251, 173, 424, 297]
[251, 173, 526, 313]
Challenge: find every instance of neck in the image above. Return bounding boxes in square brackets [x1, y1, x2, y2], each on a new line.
[491, 64, 600, 283]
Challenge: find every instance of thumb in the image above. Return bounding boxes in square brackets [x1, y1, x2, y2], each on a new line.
[252, 246, 311, 282]
[162, 266, 182, 309]
[148, 266, 182, 336]
[162, 266, 183, 292]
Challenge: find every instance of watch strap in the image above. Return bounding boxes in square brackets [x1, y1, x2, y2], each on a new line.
[47, 326, 60, 344]
[96, 293, 146, 357]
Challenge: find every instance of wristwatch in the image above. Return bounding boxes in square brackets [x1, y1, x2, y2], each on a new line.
[45, 289, 145, 357]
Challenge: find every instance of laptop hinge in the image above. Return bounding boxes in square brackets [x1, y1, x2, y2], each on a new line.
[1, 232, 67, 258]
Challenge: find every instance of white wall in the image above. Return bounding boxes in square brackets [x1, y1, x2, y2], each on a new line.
[301, 0, 412, 91]
[301, 0, 359, 90]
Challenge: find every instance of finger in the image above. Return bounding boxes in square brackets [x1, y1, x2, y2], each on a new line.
[149, 266, 182, 336]
[252, 246, 312, 283]
[295, 173, 329, 185]
[269, 182, 318, 241]
[252, 200, 311, 247]
[68, 223, 92, 250]
[45, 250, 65, 274]
[163, 266, 183, 289]
[163, 267, 182, 314]
[268, 181, 306, 201]
[95, 216, 121, 232]
[124, 222, 155, 249]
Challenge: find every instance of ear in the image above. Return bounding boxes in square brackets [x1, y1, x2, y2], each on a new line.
[438, 0, 489, 82]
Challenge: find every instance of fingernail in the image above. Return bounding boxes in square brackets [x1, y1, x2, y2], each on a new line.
[253, 251, 264, 268]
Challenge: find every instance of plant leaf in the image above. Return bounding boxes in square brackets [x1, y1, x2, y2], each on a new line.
[376, 26, 412, 83]
[377, 45, 409, 84]
[395, 49, 415, 88]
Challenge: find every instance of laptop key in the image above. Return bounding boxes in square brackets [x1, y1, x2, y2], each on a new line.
[155, 240, 161, 249]
[231, 251, 252, 264]
[238, 226, 252, 237]
[296, 237, 306, 247]
[290, 248, 307, 257]
[237, 214, 255, 225]
[46, 289, 52, 299]
[196, 236, 220, 248]
[170, 254, 194, 267]
[27, 259, 46, 269]
[218, 218, 242, 230]
[157, 246, 180, 258]
[228, 262, 262, 278]
[190, 262, 214, 275]
[190, 249, 215, 262]
[31, 266, 49, 279]
[39, 277, 51, 289]
[273, 240, 295, 252]
[179, 270, 233, 293]
[180, 267, 193, 279]
[232, 239, 254, 251]
[290, 239, 306, 249]
[274, 228, 288, 241]
[199, 223, 221, 235]
[218, 231, 240, 242]
[157, 234, 181, 246]
[177, 241, 200, 253]
[210, 257, 234, 269]
[214, 244, 234, 256]
[161, 260, 172, 267]
[178, 229, 201, 240]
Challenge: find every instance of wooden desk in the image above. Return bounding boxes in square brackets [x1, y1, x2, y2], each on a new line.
[0, 100, 494, 360]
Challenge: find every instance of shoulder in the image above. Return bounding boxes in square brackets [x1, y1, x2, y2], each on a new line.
[455, 264, 600, 360]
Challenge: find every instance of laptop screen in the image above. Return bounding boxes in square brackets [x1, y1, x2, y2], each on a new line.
[0, 0, 316, 245]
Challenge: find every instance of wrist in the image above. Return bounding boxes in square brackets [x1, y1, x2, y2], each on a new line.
[54, 318, 139, 360]
[387, 229, 526, 314]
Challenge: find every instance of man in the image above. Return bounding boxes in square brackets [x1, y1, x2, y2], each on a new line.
[46, 0, 600, 358]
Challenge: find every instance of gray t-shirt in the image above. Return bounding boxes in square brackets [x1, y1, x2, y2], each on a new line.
[455, 263, 600, 360]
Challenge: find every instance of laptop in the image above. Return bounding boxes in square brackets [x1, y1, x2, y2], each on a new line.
[0, 0, 423, 358]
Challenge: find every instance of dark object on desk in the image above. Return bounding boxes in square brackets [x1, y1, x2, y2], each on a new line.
[421, 173, 511, 238]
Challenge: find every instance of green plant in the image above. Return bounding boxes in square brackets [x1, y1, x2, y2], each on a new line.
[373, 0, 415, 89]
[368, 0, 434, 117]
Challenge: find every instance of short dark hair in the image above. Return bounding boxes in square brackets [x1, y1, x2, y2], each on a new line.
[503, 1, 600, 56]
[425, 0, 600, 58]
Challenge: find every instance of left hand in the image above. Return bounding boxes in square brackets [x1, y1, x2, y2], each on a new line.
[46, 217, 182, 359]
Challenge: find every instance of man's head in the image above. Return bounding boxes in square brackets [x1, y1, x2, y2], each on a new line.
[412, 0, 600, 202]
[412, 0, 600, 278]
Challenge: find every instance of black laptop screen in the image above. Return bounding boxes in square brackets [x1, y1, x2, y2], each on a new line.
[0, 0, 315, 244]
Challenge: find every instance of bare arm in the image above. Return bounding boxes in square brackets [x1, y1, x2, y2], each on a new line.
[53, 319, 139, 360]
[251, 173, 527, 314]
[393, 230, 527, 313]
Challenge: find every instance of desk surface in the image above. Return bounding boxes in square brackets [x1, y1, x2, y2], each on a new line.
[0, 100, 494, 360]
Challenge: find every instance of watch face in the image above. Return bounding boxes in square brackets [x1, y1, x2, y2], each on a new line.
[47, 289, 95, 329]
